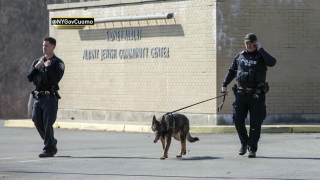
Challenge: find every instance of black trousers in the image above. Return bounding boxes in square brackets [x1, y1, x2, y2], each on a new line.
[32, 96, 58, 153]
[232, 92, 266, 152]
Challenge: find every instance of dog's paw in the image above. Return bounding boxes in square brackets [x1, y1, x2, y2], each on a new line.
[176, 155, 182, 158]
[160, 157, 166, 160]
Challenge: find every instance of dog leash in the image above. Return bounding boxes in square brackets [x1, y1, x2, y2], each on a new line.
[165, 94, 226, 115]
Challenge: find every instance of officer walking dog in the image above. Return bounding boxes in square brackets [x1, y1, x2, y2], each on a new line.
[27, 37, 65, 157]
[221, 33, 276, 158]
[151, 113, 199, 160]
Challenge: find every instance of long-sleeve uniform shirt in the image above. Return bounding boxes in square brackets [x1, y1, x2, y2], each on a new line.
[27, 55, 65, 91]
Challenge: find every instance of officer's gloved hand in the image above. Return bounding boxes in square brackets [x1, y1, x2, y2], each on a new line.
[221, 87, 228, 95]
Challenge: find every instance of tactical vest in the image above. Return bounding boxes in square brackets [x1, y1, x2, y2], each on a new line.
[236, 51, 267, 84]
[33, 57, 55, 88]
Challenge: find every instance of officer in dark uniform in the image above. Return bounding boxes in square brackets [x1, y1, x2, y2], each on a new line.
[27, 37, 65, 157]
[221, 33, 276, 158]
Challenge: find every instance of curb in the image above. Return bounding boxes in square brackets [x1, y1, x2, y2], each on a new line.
[4, 120, 320, 133]
[4, 120, 153, 133]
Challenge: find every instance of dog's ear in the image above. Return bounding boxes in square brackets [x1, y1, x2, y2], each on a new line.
[153, 115, 156, 122]
[161, 115, 165, 122]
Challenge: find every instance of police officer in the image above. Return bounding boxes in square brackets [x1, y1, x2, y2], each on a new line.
[221, 33, 276, 158]
[27, 37, 65, 157]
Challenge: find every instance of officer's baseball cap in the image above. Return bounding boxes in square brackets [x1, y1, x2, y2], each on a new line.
[244, 33, 257, 43]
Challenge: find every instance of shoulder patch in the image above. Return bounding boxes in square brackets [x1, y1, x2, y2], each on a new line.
[59, 62, 65, 70]
[31, 60, 36, 67]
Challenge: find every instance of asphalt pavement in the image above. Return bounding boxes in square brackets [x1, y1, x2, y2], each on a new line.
[1, 120, 320, 180]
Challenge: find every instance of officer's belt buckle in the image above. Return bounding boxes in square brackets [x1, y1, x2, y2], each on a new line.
[44, 91, 51, 97]
[245, 88, 252, 94]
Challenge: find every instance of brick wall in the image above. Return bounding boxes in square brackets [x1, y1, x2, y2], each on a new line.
[50, 0, 218, 115]
[46, 0, 320, 123]
[216, 0, 320, 116]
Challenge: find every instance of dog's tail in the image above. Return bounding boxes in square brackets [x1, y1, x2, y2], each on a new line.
[187, 133, 199, 142]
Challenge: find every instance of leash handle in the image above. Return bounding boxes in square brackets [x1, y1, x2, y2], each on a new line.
[217, 94, 226, 112]
[166, 94, 226, 115]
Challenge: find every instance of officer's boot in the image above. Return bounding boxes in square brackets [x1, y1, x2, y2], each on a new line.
[248, 151, 256, 158]
[39, 151, 54, 157]
[239, 145, 247, 155]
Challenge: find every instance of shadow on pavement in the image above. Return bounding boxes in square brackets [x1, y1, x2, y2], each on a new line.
[56, 155, 222, 161]
[3, 171, 308, 180]
[259, 156, 320, 160]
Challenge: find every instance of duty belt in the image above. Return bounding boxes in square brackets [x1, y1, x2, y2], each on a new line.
[31, 90, 51, 99]
[244, 87, 257, 93]
[239, 86, 257, 94]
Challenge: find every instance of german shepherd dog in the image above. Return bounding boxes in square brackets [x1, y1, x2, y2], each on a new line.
[151, 113, 199, 159]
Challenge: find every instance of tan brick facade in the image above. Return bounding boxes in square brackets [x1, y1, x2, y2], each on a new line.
[48, 0, 320, 124]
[215, 0, 320, 119]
